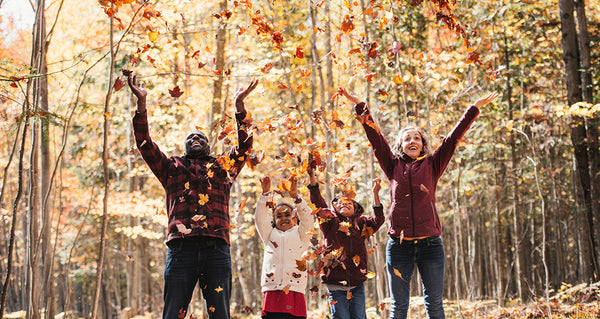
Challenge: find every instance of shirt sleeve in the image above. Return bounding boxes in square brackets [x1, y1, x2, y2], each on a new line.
[354, 102, 396, 180]
[431, 105, 480, 179]
[255, 193, 273, 244]
[132, 110, 172, 185]
[294, 198, 315, 244]
[224, 111, 253, 180]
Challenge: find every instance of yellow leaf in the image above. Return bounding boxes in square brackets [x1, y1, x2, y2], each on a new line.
[198, 194, 209, 206]
[148, 30, 160, 42]
[366, 271, 376, 279]
[184, 182, 190, 189]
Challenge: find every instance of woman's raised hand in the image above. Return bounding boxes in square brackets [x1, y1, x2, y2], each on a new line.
[474, 92, 499, 108]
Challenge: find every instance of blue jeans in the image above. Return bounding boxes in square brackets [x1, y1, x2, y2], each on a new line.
[163, 238, 231, 319]
[327, 283, 366, 319]
[386, 236, 445, 319]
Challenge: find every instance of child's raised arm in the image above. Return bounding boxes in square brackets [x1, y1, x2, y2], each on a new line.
[255, 176, 273, 244]
[373, 178, 382, 207]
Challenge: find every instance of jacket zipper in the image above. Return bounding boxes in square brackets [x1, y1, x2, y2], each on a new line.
[408, 162, 415, 237]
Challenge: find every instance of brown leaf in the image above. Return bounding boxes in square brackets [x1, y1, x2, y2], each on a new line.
[113, 76, 124, 91]
[169, 86, 184, 98]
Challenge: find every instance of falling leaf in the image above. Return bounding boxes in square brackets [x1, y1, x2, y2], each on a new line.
[338, 222, 351, 235]
[215, 286, 223, 293]
[243, 306, 253, 313]
[272, 32, 284, 50]
[271, 240, 279, 248]
[277, 83, 288, 90]
[209, 306, 215, 312]
[237, 198, 248, 212]
[295, 46, 304, 59]
[346, 291, 352, 300]
[184, 182, 190, 189]
[169, 86, 184, 98]
[352, 255, 360, 266]
[198, 194, 209, 206]
[340, 15, 355, 34]
[148, 30, 160, 42]
[259, 63, 273, 74]
[176, 223, 192, 235]
[330, 299, 338, 306]
[113, 77, 124, 91]
[363, 71, 377, 82]
[393, 268, 406, 281]
[361, 226, 374, 239]
[296, 259, 307, 271]
[366, 271, 376, 279]
[178, 308, 186, 319]
[420, 184, 429, 194]
[282, 284, 291, 294]
[393, 74, 403, 85]
[104, 112, 112, 118]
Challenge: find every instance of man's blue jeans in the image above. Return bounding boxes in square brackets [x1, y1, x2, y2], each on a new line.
[327, 283, 367, 319]
[386, 236, 445, 319]
[163, 238, 231, 319]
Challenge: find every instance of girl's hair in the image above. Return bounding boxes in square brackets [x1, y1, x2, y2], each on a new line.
[391, 125, 433, 160]
[271, 203, 297, 228]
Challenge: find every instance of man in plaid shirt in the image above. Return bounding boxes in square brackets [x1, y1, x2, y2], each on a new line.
[127, 73, 258, 319]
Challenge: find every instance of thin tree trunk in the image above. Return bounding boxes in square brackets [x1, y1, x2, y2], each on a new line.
[91, 12, 115, 319]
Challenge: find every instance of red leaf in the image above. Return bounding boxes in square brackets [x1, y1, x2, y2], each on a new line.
[169, 86, 184, 98]
[296, 46, 305, 59]
[113, 76, 124, 91]
[340, 15, 355, 34]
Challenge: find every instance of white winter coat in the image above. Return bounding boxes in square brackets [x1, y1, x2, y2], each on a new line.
[255, 193, 314, 294]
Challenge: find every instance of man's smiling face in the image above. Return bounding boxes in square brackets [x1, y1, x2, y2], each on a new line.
[184, 130, 210, 158]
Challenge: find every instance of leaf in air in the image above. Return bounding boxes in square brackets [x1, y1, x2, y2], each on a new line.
[296, 46, 304, 59]
[340, 15, 355, 34]
[198, 194, 209, 206]
[113, 77, 124, 91]
[148, 30, 159, 42]
[169, 86, 184, 98]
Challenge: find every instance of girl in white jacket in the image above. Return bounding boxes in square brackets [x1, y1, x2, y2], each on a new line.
[255, 175, 314, 319]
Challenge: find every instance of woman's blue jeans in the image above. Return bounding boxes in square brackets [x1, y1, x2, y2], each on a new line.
[327, 283, 367, 319]
[386, 236, 445, 319]
[162, 238, 231, 319]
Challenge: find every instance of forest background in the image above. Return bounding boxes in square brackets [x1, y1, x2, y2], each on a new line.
[0, 0, 599, 318]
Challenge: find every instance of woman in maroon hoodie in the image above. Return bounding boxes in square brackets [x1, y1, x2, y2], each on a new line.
[339, 88, 497, 319]
[308, 169, 385, 319]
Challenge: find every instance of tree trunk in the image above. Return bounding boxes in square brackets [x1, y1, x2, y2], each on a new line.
[91, 12, 115, 319]
[559, 0, 598, 280]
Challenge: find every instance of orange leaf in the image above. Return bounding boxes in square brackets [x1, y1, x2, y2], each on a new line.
[215, 286, 223, 293]
[352, 255, 360, 266]
[277, 83, 288, 90]
[340, 15, 355, 34]
[296, 259, 307, 271]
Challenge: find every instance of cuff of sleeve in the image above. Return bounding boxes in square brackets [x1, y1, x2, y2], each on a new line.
[373, 204, 383, 209]
[307, 183, 319, 190]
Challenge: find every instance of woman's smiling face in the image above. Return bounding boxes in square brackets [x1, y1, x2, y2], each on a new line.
[401, 128, 423, 159]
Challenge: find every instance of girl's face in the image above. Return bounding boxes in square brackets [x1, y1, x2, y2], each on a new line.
[333, 197, 355, 217]
[274, 206, 298, 231]
[401, 129, 423, 159]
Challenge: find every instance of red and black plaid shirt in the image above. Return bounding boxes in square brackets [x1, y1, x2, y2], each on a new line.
[133, 110, 252, 245]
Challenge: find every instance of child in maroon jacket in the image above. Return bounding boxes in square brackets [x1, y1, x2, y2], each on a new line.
[307, 169, 385, 319]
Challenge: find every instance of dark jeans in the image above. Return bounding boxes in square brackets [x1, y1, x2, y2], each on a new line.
[327, 283, 367, 319]
[163, 238, 231, 319]
[386, 236, 445, 319]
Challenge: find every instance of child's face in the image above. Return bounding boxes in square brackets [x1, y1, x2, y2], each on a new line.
[334, 197, 355, 217]
[274, 206, 298, 231]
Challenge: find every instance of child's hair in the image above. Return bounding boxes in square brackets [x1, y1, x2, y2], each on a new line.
[271, 203, 298, 228]
[391, 125, 433, 160]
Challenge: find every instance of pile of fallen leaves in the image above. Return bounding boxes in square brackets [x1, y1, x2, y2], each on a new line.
[442, 282, 600, 319]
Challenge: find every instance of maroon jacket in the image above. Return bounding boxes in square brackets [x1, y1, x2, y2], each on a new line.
[355, 102, 479, 238]
[133, 110, 252, 245]
[308, 183, 384, 287]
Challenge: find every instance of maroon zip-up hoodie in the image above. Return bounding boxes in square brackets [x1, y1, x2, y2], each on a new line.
[308, 183, 385, 287]
[355, 102, 479, 238]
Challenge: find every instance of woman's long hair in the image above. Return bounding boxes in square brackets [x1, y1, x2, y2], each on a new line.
[391, 125, 433, 160]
